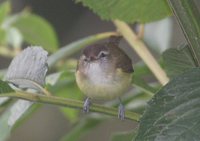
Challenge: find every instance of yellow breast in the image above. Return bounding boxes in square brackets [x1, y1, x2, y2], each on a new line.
[75, 68, 132, 100]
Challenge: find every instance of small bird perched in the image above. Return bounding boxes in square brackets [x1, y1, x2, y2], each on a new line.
[75, 36, 134, 120]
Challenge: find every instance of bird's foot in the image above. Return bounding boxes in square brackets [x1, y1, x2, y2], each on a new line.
[118, 103, 125, 120]
[83, 97, 91, 113]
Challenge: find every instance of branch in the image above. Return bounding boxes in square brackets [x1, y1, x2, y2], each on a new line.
[113, 20, 169, 85]
[0, 92, 140, 121]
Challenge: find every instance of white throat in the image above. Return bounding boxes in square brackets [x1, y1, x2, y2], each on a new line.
[84, 62, 113, 84]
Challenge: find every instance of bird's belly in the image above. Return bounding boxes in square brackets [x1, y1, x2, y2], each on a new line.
[76, 69, 132, 100]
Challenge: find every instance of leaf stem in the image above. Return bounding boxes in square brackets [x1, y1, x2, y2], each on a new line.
[0, 92, 140, 121]
[113, 20, 169, 85]
[0, 46, 17, 58]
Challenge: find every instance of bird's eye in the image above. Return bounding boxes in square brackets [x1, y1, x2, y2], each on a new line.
[82, 55, 88, 62]
[100, 52, 106, 57]
[99, 51, 109, 58]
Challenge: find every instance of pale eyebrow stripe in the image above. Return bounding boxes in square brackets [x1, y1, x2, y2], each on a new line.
[98, 51, 109, 57]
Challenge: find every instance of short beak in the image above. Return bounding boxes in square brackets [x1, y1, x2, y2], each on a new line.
[86, 56, 96, 62]
[89, 56, 96, 61]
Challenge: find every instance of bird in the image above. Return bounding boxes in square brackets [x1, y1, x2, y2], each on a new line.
[75, 36, 134, 120]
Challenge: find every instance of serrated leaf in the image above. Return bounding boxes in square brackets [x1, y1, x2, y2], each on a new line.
[168, 0, 200, 66]
[5, 46, 48, 91]
[111, 130, 137, 141]
[0, 1, 10, 25]
[78, 0, 171, 23]
[135, 68, 200, 141]
[12, 13, 58, 52]
[163, 44, 196, 78]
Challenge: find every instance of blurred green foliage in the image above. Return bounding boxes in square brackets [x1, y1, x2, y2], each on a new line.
[0, 1, 58, 52]
[0, 0, 200, 141]
[12, 13, 58, 52]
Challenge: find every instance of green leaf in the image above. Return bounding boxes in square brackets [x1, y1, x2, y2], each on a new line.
[135, 68, 200, 141]
[0, 1, 10, 25]
[111, 130, 137, 141]
[60, 118, 102, 141]
[0, 80, 14, 94]
[77, 0, 171, 23]
[168, 0, 200, 66]
[163, 44, 196, 78]
[12, 13, 58, 52]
